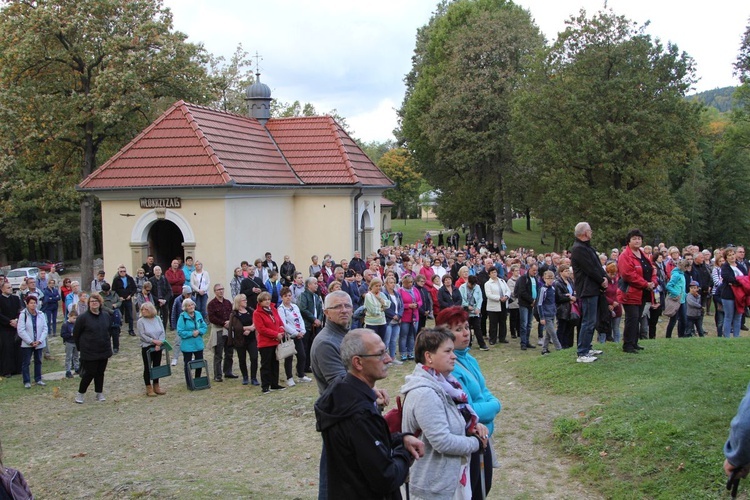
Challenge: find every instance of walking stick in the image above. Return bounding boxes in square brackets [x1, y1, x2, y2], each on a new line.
[479, 446, 486, 500]
[727, 469, 741, 499]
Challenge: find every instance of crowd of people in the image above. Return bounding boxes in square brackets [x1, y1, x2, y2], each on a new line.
[3, 222, 750, 498]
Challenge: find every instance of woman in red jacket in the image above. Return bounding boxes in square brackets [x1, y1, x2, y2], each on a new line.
[617, 229, 657, 354]
[253, 291, 286, 393]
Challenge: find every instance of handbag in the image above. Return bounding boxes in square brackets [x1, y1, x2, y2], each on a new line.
[570, 300, 581, 322]
[276, 334, 296, 360]
[663, 295, 681, 317]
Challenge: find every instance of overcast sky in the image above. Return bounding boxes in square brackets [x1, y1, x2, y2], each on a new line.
[162, 0, 749, 143]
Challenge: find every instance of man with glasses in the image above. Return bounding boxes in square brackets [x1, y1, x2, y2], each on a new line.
[315, 329, 424, 499]
[112, 265, 136, 336]
[311, 291, 391, 499]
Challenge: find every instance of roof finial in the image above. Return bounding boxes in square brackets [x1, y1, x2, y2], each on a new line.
[253, 51, 263, 81]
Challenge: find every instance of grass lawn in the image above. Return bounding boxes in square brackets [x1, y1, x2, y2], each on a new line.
[512, 335, 749, 499]
[390, 218, 554, 253]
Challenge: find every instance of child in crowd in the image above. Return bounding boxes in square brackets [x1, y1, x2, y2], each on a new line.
[686, 280, 705, 337]
[538, 270, 562, 355]
[61, 309, 80, 378]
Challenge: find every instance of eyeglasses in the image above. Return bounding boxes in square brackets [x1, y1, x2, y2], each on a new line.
[326, 303, 353, 311]
[356, 350, 389, 360]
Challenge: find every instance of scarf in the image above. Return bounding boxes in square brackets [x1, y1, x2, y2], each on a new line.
[419, 364, 478, 433]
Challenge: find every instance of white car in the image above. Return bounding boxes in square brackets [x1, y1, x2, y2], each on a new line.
[6, 267, 40, 292]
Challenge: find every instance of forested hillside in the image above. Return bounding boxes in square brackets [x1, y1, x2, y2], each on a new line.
[689, 86, 737, 112]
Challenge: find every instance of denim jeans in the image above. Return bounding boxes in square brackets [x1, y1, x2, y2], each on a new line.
[385, 322, 400, 358]
[399, 321, 417, 358]
[193, 293, 208, 320]
[578, 296, 599, 356]
[44, 308, 58, 336]
[714, 296, 725, 337]
[21, 347, 43, 384]
[64, 342, 79, 373]
[666, 303, 686, 338]
[519, 306, 533, 347]
[722, 298, 742, 338]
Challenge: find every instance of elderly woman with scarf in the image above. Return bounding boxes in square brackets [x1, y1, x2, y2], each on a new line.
[401, 327, 489, 500]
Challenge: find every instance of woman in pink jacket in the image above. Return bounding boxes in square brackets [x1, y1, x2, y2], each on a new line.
[398, 274, 423, 362]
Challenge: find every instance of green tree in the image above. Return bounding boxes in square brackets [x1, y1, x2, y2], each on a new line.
[271, 99, 355, 137]
[208, 44, 255, 113]
[377, 148, 422, 219]
[398, 0, 543, 242]
[358, 139, 396, 165]
[511, 10, 702, 248]
[0, 0, 213, 282]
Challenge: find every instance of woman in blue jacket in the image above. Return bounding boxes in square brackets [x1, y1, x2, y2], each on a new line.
[665, 259, 688, 338]
[177, 298, 207, 388]
[436, 306, 501, 499]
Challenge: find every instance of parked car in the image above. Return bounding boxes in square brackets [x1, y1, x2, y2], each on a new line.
[27, 260, 65, 273]
[6, 267, 40, 292]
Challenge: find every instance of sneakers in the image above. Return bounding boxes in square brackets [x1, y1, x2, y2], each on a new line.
[242, 377, 249, 386]
[171, 358, 178, 366]
[407, 355, 415, 360]
[286, 378, 296, 387]
[537, 339, 544, 346]
[576, 355, 598, 363]
[588, 349, 603, 356]
[391, 358, 403, 366]
[269, 385, 286, 391]
[24, 382, 31, 389]
[479, 346, 490, 351]
[95, 392, 106, 402]
[262, 388, 270, 394]
[75, 392, 85, 404]
[65, 371, 73, 379]
[541, 350, 550, 355]
[521, 345, 527, 351]
[251, 378, 260, 386]
[401, 355, 408, 362]
[298, 376, 313, 383]
[36, 380, 46, 386]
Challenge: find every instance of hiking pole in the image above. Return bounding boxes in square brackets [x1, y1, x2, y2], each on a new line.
[727, 468, 741, 498]
[479, 446, 486, 500]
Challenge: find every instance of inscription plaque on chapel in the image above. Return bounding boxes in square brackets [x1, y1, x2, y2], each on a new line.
[140, 197, 181, 209]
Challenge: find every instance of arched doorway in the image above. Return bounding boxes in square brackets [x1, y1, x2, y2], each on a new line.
[148, 220, 184, 270]
[360, 210, 373, 255]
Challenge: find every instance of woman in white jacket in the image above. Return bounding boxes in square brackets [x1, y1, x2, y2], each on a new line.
[17, 295, 48, 389]
[190, 260, 210, 319]
[278, 287, 312, 387]
[484, 267, 511, 345]
[401, 328, 489, 500]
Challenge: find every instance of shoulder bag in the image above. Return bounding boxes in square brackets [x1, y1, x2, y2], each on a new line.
[663, 295, 681, 317]
[276, 334, 296, 360]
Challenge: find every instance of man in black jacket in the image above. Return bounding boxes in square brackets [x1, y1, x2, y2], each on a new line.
[111, 265, 137, 336]
[515, 263, 538, 350]
[570, 222, 607, 363]
[315, 329, 423, 499]
[239, 266, 264, 309]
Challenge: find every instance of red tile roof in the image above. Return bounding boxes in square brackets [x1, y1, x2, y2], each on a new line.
[79, 101, 393, 190]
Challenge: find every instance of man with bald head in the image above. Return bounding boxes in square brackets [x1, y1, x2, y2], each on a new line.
[570, 222, 606, 363]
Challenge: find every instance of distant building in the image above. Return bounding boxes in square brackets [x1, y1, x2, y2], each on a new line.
[419, 190, 439, 220]
[79, 74, 394, 277]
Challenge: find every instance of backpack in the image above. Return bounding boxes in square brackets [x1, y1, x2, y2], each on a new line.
[0, 467, 33, 500]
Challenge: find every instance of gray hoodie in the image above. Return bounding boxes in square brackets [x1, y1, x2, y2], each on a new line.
[400, 364, 479, 500]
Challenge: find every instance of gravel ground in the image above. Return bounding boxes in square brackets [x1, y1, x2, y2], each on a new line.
[1, 329, 600, 499]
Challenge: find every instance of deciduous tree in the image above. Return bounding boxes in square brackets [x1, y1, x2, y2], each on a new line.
[511, 10, 702, 247]
[398, 0, 543, 242]
[0, 0, 212, 283]
[377, 148, 422, 219]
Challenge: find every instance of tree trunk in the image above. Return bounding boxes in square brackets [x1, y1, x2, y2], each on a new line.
[525, 207, 531, 231]
[80, 118, 96, 292]
[502, 183, 515, 233]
